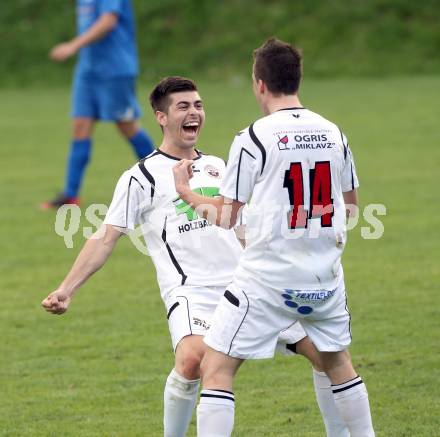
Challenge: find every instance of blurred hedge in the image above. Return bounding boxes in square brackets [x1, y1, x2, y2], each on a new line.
[1, 0, 440, 85]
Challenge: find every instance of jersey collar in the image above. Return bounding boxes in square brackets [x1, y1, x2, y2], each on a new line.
[156, 148, 203, 161]
[276, 107, 307, 112]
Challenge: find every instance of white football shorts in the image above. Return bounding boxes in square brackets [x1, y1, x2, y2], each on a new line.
[165, 285, 222, 351]
[164, 285, 306, 352]
[203, 275, 351, 359]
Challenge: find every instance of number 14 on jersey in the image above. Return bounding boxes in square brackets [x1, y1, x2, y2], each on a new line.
[283, 161, 334, 229]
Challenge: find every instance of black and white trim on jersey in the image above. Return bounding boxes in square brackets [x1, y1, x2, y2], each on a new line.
[161, 216, 187, 285]
[350, 158, 355, 190]
[277, 106, 307, 111]
[104, 151, 242, 300]
[124, 176, 144, 228]
[338, 128, 348, 160]
[138, 160, 156, 201]
[248, 123, 266, 175]
[337, 129, 356, 190]
[137, 148, 203, 200]
[236, 147, 256, 201]
[154, 148, 203, 161]
[348, 146, 356, 189]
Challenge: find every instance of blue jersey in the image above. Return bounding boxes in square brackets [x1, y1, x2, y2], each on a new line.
[76, 0, 138, 78]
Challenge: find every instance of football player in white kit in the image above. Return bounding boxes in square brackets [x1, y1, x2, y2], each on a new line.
[173, 40, 375, 436]
[42, 76, 349, 436]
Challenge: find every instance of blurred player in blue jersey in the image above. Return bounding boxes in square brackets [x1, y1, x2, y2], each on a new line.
[42, 0, 154, 209]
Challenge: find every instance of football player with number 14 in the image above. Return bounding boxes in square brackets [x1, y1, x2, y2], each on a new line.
[42, 76, 348, 436]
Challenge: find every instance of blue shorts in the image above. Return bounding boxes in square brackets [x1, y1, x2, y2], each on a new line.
[71, 73, 142, 121]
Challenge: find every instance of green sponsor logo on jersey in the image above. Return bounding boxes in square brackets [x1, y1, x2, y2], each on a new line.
[174, 187, 220, 221]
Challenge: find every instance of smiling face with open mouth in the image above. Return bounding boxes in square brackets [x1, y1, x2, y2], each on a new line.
[158, 90, 205, 152]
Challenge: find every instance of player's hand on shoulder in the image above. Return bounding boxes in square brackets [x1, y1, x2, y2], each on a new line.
[173, 159, 194, 195]
[41, 290, 72, 315]
[49, 42, 77, 62]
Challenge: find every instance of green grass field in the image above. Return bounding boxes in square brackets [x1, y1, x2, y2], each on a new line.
[1, 77, 439, 436]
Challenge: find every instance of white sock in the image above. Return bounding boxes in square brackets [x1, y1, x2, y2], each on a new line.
[197, 389, 235, 437]
[164, 368, 200, 437]
[332, 376, 375, 437]
[313, 369, 350, 437]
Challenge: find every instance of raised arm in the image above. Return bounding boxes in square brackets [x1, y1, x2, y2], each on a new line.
[50, 12, 118, 62]
[41, 224, 123, 314]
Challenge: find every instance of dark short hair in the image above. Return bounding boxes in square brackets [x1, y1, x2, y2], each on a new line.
[149, 76, 198, 112]
[253, 38, 302, 95]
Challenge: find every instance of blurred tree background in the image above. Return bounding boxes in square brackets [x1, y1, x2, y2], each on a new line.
[1, 0, 439, 86]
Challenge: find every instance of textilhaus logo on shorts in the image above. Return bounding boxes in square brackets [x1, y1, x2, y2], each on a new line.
[281, 288, 336, 315]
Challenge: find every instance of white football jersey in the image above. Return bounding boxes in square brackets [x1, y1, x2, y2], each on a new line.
[104, 149, 243, 300]
[220, 107, 359, 291]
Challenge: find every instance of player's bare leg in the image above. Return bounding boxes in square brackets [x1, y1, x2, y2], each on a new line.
[295, 337, 350, 437]
[321, 350, 375, 437]
[116, 120, 139, 138]
[321, 350, 356, 383]
[295, 336, 323, 370]
[73, 117, 94, 139]
[197, 347, 243, 437]
[116, 120, 154, 159]
[164, 335, 205, 437]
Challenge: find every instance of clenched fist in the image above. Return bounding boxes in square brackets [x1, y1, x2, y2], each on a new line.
[41, 290, 72, 315]
[173, 159, 194, 195]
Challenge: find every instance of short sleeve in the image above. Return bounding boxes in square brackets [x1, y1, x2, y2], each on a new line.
[104, 170, 150, 230]
[235, 203, 248, 227]
[100, 0, 124, 15]
[341, 142, 360, 192]
[220, 131, 261, 203]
